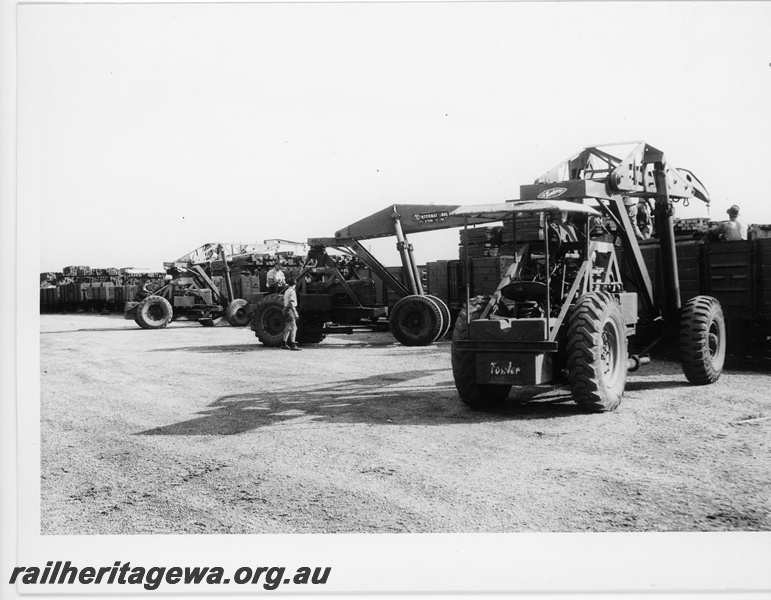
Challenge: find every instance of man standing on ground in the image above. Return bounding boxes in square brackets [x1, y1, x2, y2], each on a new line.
[282, 277, 301, 351]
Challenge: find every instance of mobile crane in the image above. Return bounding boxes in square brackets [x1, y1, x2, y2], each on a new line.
[125, 244, 244, 329]
[248, 205, 495, 346]
[450, 142, 724, 412]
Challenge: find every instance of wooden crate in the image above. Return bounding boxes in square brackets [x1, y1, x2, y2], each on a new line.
[426, 261, 450, 300]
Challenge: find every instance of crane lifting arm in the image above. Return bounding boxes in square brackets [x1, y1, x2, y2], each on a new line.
[524, 141, 710, 319]
[534, 142, 710, 203]
[312, 204, 499, 297]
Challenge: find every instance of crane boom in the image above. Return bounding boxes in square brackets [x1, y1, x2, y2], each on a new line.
[333, 204, 497, 242]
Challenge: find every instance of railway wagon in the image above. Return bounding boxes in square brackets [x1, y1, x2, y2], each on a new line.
[426, 235, 771, 359]
[624, 237, 771, 360]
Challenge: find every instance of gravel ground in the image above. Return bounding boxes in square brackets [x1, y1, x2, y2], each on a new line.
[40, 314, 770, 534]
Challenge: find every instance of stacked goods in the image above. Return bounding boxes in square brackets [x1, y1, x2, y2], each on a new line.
[749, 224, 771, 240]
[426, 261, 450, 299]
[57, 282, 87, 303]
[375, 266, 405, 308]
[675, 241, 702, 300]
[214, 274, 262, 302]
[210, 276, 229, 301]
[121, 273, 166, 286]
[39, 286, 59, 312]
[674, 218, 709, 237]
[89, 282, 116, 302]
[426, 255, 516, 310]
[501, 214, 544, 244]
[40, 272, 63, 287]
[237, 275, 261, 302]
[40, 287, 59, 303]
[468, 256, 518, 298]
[114, 285, 138, 304]
[63, 266, 91, 277]
[459, 227, 497, 259]
[255, 272, 268, 293]
[446, 260, 465, 307]
[459, 216, 544, 260]
[89, 268, 121, 282]
[39, 266, 165, 312]
[209, 252, 306, 275]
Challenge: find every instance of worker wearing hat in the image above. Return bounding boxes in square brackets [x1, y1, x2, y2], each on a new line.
[708, 205, 746, 242]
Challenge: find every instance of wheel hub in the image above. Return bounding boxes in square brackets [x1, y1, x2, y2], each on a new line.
[402, 309, 428, 334]
[147, 304, 165, 321]
[601, 324, 620, 384]
[263, 309, 285, 335]
[708, 322, 720, 358]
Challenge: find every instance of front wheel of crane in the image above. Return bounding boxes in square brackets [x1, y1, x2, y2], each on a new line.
[134, 296, 173, 330]
[251, 294, 286, 347]
[566, 292, 627, 412]
[225, 299, 250, 327]
[679, 295, 725, 384]
[451, 296, 511, 409]
[389, 295, 444, 346]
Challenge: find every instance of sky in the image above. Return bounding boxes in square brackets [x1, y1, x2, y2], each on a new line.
[16, 1, 771, 273]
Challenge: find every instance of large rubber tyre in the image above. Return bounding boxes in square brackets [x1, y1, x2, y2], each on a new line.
[134, 296, 173, 330]
[425, 294, 452, 340]
[296, 324, 326, 345]
[566, 292, 627, 412]
[251, 294, 286, 347]
[225, 299, 250, 327]
[451, 296, 512, 409]
[389, 295, 444, 346]
[679, 295, 725, 385]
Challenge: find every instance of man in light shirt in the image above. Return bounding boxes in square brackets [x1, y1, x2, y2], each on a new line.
[282, 277, 301, 351]
[266, 263, 286, 294]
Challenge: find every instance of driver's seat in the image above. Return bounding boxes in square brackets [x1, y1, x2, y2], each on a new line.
[500, 280, 548, 303]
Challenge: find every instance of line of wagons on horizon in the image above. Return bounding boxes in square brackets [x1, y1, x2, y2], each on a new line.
[40, 231, 771, 363]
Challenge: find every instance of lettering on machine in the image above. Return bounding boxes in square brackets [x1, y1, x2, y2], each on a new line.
[413, 211, 450, 223]
[490, 362, 521, 376]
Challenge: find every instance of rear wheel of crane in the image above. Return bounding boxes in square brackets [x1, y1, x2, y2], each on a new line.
[134, 296, 173, 330]
[451, 296, 511, 409]
[297, 323, 326, 345]
[425, 294, 452, 340]
[679, 295, 725, 384]
[566, 292, 627, 412]
[225, 299, 250, 327]
[251, 294, 286, 347]
[389, 295, 444, 346]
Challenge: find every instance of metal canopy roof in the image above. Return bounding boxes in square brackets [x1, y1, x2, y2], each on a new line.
[450, 199, 601, 221]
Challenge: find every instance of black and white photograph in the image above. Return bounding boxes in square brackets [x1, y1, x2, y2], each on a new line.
[2, 0, 771, 596]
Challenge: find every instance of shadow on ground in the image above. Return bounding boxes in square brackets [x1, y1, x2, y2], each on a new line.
[148, 337, 443, 353]
[137, 369, 591, 436]
[41, 327, 181, 334]
[625, 379, 691, 392]
[151, 343, 267, 353]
